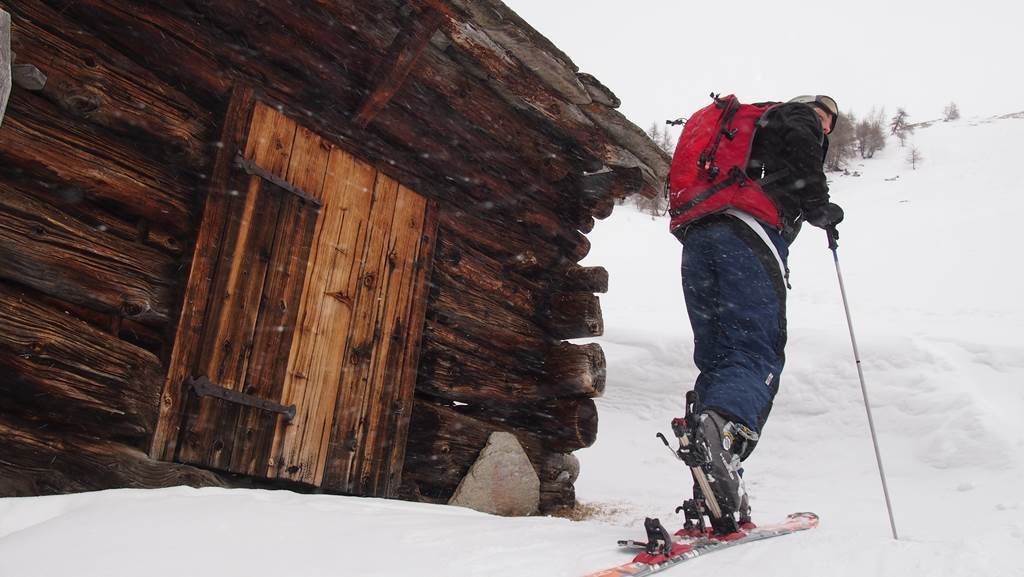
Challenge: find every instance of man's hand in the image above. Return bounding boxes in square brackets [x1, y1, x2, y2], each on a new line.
[805, 202, 844, 228]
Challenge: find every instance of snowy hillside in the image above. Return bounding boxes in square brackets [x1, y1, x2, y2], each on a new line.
[2, 116, 1023, 577]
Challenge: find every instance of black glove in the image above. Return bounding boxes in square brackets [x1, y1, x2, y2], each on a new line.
[805, 202, 844, 228]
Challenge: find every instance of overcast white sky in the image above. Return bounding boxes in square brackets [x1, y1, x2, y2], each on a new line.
[503, 0, 1023, 130]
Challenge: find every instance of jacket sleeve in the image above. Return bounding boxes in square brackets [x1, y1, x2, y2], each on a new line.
[776, 104, 830, 216]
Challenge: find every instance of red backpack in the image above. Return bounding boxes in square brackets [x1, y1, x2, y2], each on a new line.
[668, 94, 781, 236]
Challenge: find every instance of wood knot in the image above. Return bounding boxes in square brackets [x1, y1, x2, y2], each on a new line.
[121, 301, 148, 317]
[349, 343, 372, 365]
[361, 272, 376, 289]
[64, 92, 103, 117]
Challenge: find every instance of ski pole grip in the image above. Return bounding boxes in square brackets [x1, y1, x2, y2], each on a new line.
[826, 225, 839, 251]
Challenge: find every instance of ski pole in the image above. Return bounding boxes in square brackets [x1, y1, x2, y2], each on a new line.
[827, 227, 899, 540]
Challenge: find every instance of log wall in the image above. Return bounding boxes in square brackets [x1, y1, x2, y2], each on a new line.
[0, 0, 667, 512]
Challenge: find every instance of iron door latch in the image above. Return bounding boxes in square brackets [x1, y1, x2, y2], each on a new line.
[188, 375, 296, 421]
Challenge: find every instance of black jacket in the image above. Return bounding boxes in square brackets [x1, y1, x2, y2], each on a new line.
[746, 102, 831, 243]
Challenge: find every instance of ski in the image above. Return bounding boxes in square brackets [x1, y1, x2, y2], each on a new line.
[582, 512, 818, 577]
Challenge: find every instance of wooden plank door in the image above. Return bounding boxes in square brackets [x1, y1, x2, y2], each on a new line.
[152, 99, 437, 497]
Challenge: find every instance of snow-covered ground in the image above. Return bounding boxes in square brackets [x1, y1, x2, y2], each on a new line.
[2, 116, 1022, 576]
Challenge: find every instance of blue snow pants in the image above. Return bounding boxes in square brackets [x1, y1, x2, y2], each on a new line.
[680, 215, 789, 434]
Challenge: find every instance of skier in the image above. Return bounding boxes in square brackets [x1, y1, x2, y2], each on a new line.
[670, 94, 844, 533]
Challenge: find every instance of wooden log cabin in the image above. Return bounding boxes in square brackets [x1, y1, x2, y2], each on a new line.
[0, 1, 670, 513]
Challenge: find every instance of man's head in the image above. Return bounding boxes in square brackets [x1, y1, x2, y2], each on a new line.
[788, 94, 839, 135]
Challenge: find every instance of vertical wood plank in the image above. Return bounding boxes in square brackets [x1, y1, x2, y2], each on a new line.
[150, 86, 255, 461]
[178, 177, 284, 468]
[366, 187, 429, 494]
[270, 148, 376, 484]
[244, 102, 298, 178]
[285, 124, 331, 202]
[380, 195, 439, 494]
[321, 172, 401, 488]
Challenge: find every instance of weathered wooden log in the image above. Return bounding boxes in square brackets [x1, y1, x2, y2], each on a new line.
[7, 1, 213, 167]
[430, 266, 553, 354]
[580, 102, 672, 193]
[420, 315, 546, 372]
[0, 413, 225, 497]
[414, 46, 580, 183]
[582, 166, 649, 204]
[419, 319, 549, 404]
[400, 399, 581, 512]
[438, 210, 560, 276]
[382, 76, 581, 233]
[32, 290, 166, 357]
[418, 339, 604, 403]
[354, 5, 444, 128]
[446, 0, 590, 105]
[0, 282, 163, 439]
[0, 165, 185, 256]
[535, 451, 580, 511]
[577, 73, 620, 108]
[564, 229, 592, 264]
[588, 193, 616, 222]
[541, 483, 576, 512]
[459, 398, 598, 453]
[439, 12, 603, 167]
[547, 292, 604, 339]
[0, 89, 195, 234]
[543, 342, 606, 399]
[42, 0, 233, 106]
[417, 338, 545, 405]
[433, 234, 543, 315]
[0, 181, 177, 323]
[441, 0, 671, 182]
[576, 215, 596, 234]
[563, 266, 609, 294]
[506, 250, 542, 275]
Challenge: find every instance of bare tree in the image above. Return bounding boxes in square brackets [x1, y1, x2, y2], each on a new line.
[889, 108, 914, 147]
[825, 109, 858, 172]
[906, 145, 923, 170]
[646, 122, 676, 155]
[855, 109, 887, 159]
[943, 101, 961, 122]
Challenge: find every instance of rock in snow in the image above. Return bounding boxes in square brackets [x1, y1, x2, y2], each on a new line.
[448, 432, 541, 516]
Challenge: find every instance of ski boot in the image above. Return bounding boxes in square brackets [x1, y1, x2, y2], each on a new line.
[671, 392, 759, 535]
